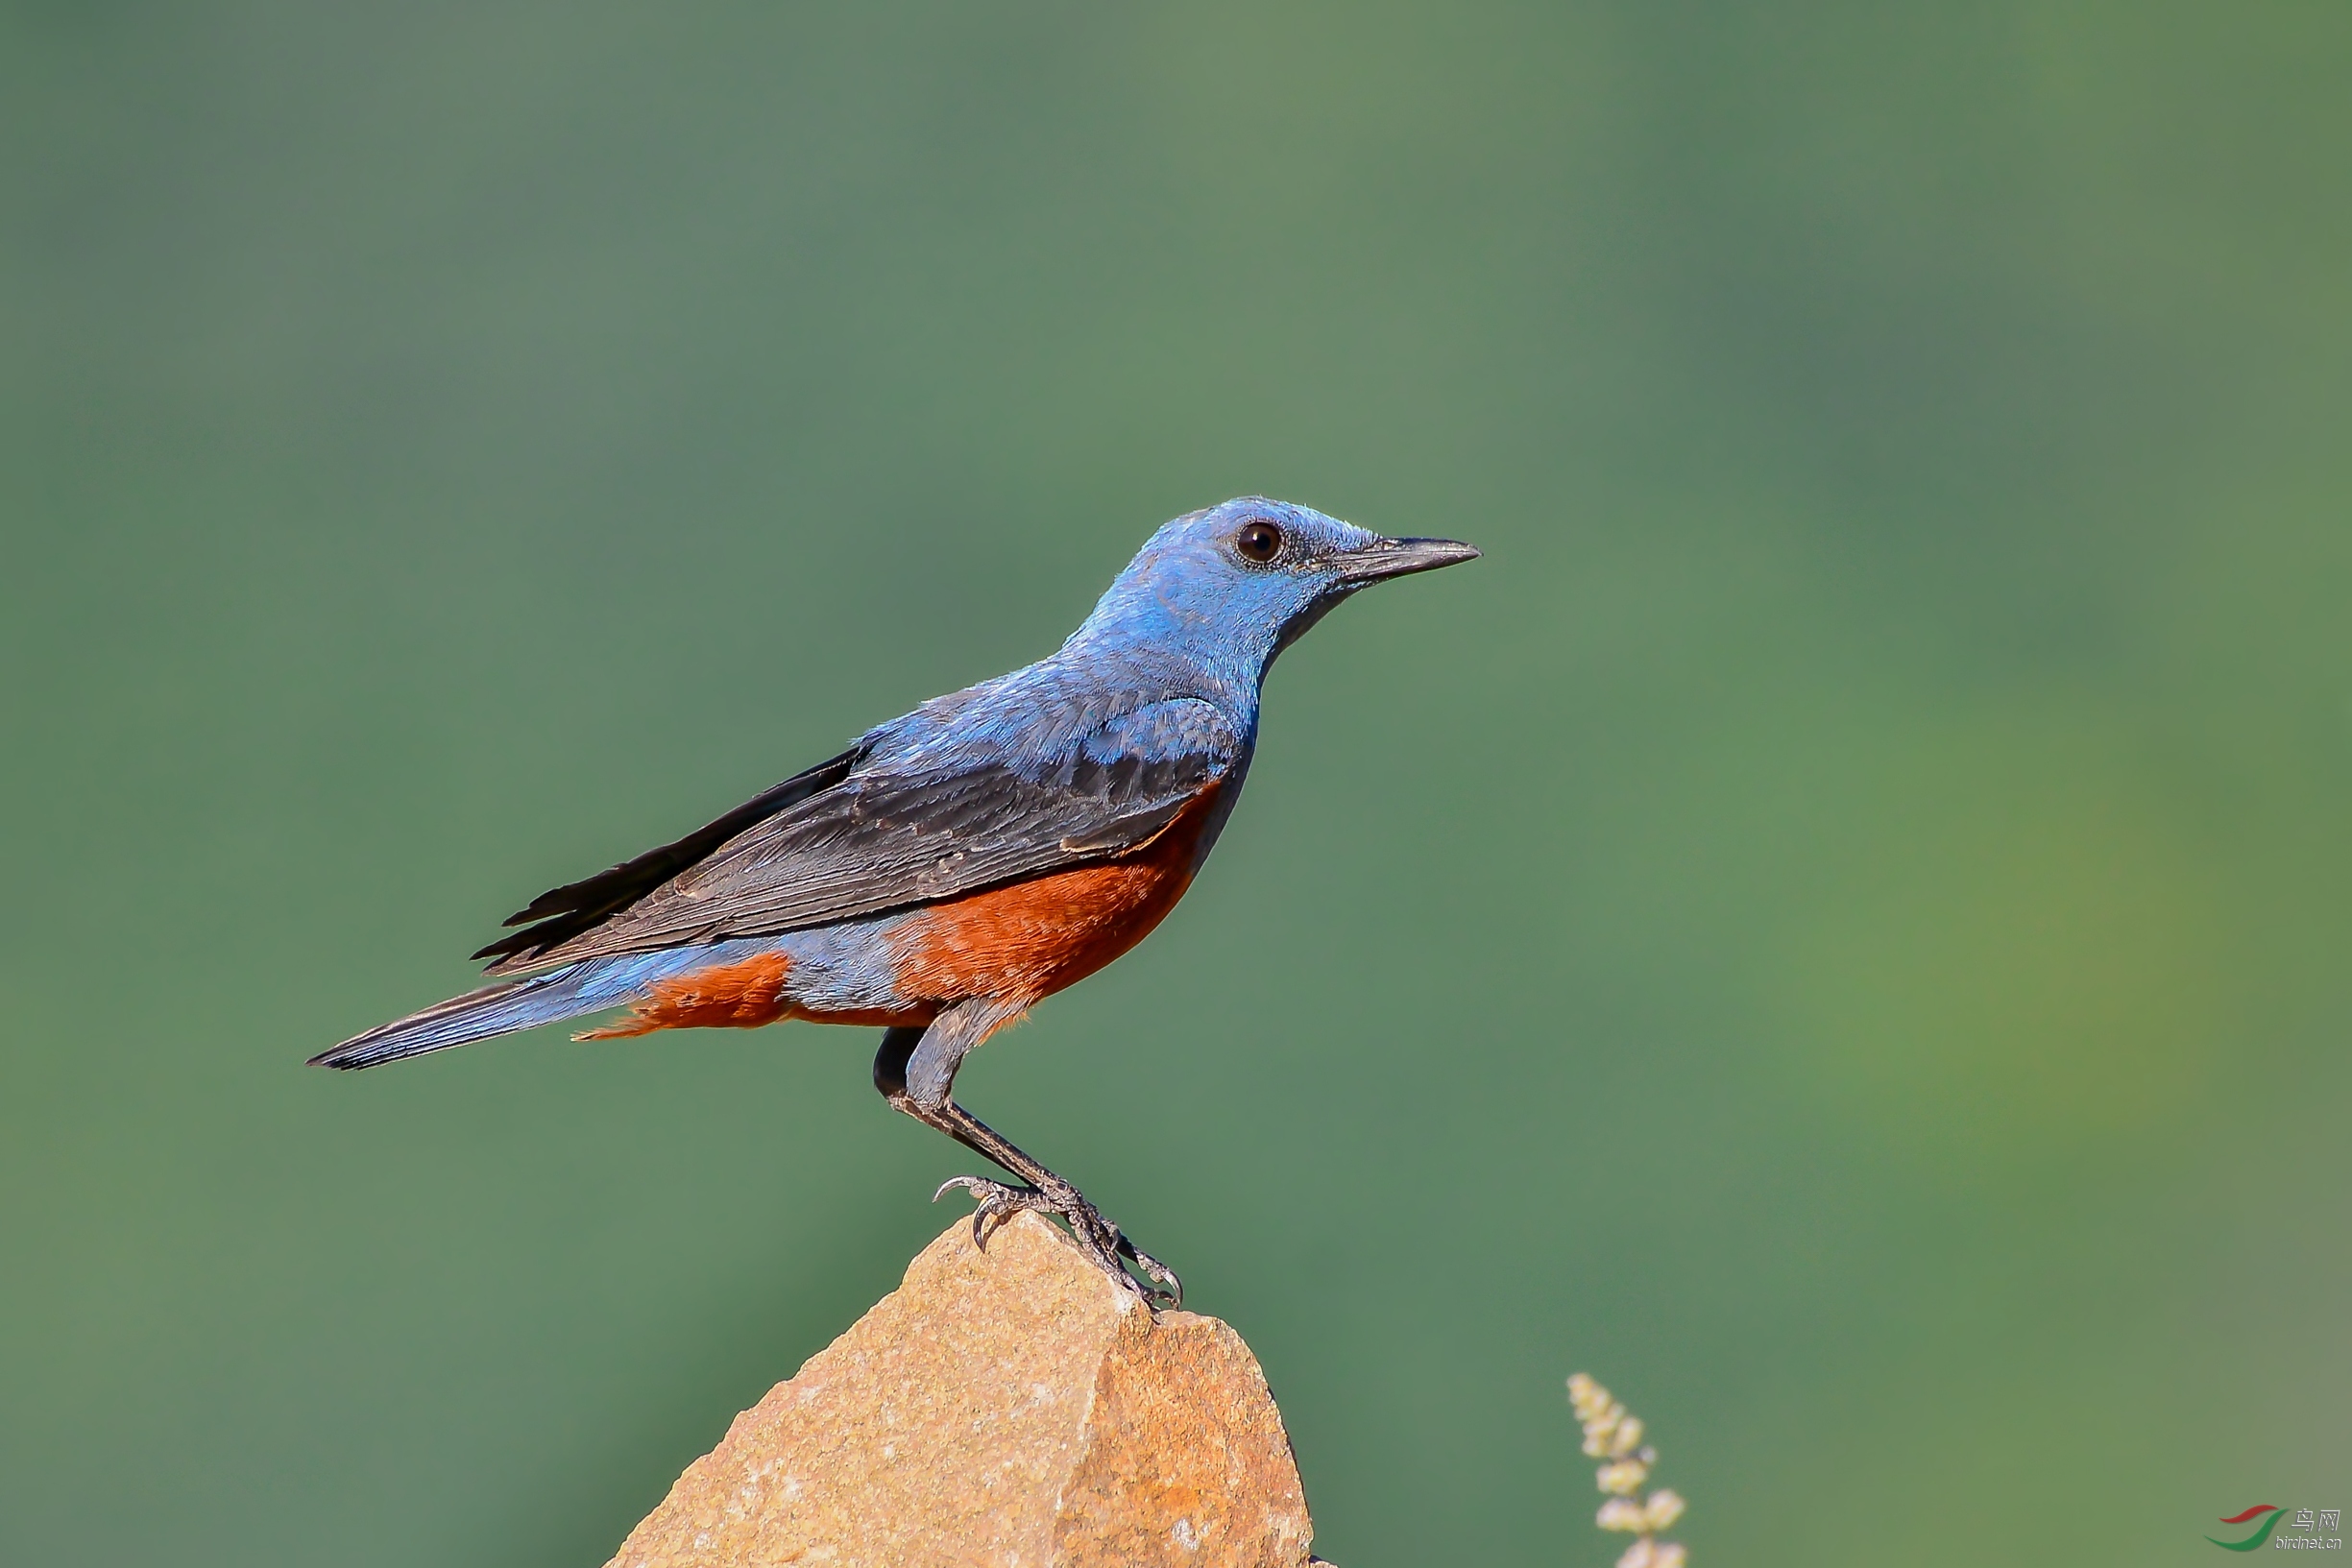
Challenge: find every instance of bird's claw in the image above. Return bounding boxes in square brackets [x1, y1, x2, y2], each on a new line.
[934, 1174, 1053, 1251]
[1114, 1233, 1184, 1308]
[934, 1173, 1181, 1310]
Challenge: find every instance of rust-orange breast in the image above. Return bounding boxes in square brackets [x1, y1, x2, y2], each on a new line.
[887, 784, 1219, 1008]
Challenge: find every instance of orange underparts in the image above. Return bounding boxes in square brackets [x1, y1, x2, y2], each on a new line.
[578, 948, 931, 1041]
[581, 783, 1218, 1041]
[578, 951, 800, 1038]
[890, 784, 1217, 1007]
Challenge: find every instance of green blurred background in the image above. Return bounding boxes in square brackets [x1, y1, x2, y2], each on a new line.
[5, 4, 2347, 1564]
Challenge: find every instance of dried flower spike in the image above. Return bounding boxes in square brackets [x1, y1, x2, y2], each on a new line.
[1596, 1459, 1650, 1496]
[1597, 1498, 1650, 1532]
[1568, 1373, 1688, 1566]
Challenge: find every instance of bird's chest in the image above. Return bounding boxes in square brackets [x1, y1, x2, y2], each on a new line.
[884, 783, 1227, 1005]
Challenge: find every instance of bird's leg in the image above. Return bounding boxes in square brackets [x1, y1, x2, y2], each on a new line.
[872, 1012, 1180, 1308]
[926, 1102, 1183, 1309]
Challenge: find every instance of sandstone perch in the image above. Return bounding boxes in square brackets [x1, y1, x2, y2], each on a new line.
[605, 1213, 1322, 1568]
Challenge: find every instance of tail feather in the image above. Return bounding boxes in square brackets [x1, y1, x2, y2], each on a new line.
[310, 949, 726, 1070]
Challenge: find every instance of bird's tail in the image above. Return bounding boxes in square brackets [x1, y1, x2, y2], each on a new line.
[310, 949, 723, 1070]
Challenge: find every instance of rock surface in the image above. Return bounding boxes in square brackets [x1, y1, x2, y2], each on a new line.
[605, 1213, 1319, 1568]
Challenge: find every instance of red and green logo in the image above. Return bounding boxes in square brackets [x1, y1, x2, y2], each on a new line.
[2210, 1505, 2285, 1551]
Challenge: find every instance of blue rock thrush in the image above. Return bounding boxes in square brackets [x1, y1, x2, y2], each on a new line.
[316, 498, 1478, 1303]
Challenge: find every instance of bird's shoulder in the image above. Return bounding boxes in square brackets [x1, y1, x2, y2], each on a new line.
[856, 656, 1246, 784]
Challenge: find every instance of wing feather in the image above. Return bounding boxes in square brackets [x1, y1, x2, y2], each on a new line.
[473, 744, 865, 967]
[479, 701, 1237, 974]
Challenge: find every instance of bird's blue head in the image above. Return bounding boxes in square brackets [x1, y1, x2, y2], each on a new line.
[1067, 497, 1479, 695]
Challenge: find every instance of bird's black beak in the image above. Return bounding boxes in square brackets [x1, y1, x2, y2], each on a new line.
[1336, 535, 1483, 585]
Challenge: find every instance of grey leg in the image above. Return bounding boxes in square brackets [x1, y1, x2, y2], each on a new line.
[870, 1002, 1181, 1307]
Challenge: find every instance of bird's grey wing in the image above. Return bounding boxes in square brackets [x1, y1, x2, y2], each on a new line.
[473, 743, 868, 968]
[481, 700, 1238, 974]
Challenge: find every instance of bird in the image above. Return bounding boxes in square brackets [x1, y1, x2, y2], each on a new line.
[313, 498, 1478, 1304]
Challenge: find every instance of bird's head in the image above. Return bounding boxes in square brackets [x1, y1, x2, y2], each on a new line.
[1071, 497, 1479, 686]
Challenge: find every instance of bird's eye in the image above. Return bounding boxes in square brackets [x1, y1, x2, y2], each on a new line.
[1234, 519, 1284, 563]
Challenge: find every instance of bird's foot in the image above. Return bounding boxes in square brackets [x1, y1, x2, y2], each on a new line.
[934, 1174, 1182, 1309]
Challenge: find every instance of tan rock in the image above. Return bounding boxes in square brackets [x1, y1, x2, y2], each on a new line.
[605, 1212, 1319, 1568]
